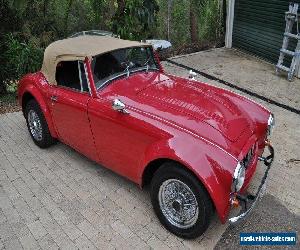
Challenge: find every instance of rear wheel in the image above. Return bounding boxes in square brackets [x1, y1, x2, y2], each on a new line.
[151, 162, 213, 239]
[25, 99, 55, 148]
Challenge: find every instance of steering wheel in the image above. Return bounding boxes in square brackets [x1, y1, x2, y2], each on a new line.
[121, 61, 135, 71]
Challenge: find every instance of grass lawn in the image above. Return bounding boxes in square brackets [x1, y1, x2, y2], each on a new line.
[0, 93, 21, 114]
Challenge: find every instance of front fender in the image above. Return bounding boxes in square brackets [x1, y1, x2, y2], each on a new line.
[139, 134, 237, 223]
[18, 74, 58, 138]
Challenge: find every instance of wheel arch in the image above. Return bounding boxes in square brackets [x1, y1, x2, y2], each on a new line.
[141, 157, 215, 207]
[22, 92, 35, 114]
[21, 87, 58, 138]
[139, 140, 233, 224]
[141, 158, 176, 188]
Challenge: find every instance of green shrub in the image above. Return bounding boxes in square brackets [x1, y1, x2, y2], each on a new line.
[1, 33, 44, 93]
[156, 0, 224, 45]
[198, 0, 224, 43]
[4, 33, 44, 79]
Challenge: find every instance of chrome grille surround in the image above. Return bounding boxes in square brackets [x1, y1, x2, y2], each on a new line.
[242, 143, 256, 169]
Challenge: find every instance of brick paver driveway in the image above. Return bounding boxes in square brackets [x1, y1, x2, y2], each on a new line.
[0, 112, 225, 249]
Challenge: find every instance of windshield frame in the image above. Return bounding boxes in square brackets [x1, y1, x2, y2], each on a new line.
[92, 46, 160, 90]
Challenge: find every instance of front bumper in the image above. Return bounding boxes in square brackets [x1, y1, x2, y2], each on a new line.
[229, 141, 274, 224]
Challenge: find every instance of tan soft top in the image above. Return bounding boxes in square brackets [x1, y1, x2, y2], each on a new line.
[41, 36, 150, 84]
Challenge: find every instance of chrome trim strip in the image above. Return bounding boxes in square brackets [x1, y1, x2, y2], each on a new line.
[78, 61, 84, 92]
[83, 62, 92, 94]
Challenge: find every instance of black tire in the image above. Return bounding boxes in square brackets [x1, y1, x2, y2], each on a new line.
[25, 99, 56, 148]
[151, 162, 213, 239]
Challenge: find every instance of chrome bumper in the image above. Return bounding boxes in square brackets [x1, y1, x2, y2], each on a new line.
[229, 142, 274, 224]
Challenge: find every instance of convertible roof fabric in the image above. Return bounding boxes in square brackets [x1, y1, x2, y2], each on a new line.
[41, 36, 150, 84]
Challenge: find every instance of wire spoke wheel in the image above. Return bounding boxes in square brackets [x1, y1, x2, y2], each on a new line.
[158, 179, 199, 229]
[27, 109, 43, 141]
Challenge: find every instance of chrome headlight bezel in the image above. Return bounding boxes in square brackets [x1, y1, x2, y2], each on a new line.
[267, 113, 275, 136]
[231, 162, 246, 192]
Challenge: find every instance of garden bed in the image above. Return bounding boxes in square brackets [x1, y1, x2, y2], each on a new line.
[158, 40, 223, 61]
[0, 93, 21, 114]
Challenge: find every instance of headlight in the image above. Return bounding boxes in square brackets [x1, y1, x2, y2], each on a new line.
[267, 113, 275, 136]
[231, 162, 245, 192]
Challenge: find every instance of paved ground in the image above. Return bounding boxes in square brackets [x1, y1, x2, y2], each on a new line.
[0, 112, 226, 249]
[0, 48, 299, 249]
[215, 194, 300, 250]
[169, 48, 300, 110]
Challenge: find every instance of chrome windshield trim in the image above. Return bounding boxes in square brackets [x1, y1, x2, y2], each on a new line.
[97, 72, 128, 89]
[97, 68, 159, 90]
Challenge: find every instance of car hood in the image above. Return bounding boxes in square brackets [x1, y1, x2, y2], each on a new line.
[135, 74, 252, 142]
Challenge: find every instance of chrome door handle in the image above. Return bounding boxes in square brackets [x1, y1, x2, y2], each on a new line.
[50, 95, 58, 102]
[112, 99, 129, 114]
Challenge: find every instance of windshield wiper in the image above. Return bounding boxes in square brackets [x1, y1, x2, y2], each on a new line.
[124, 64, 130, 78]
[123, 61, 135, 78]
[143, 56, 151, 73]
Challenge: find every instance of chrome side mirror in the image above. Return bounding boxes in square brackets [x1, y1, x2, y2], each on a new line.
[188, 70, 197, 80]
[112, 99, 129, 114]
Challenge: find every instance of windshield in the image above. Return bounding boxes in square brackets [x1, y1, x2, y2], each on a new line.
[92, 46, 159, 89]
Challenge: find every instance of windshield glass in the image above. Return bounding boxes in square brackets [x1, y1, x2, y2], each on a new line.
[92, 46, 159, 89]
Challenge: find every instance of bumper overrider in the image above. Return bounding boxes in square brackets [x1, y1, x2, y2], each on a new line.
[229, 141, 274, 224]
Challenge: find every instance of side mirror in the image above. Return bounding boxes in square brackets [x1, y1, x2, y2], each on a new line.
[112, 99, 129, 114]
[189, 70, 197, 80]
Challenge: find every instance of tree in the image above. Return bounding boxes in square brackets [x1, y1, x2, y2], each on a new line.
[0, 0, 21, 94]
[190, 0, 198, 43]
[112, 0, 158, 40]
[190, 0, 207, 43]
[64, 0, 74, 33]
[90, 0, 108, 28]
[167, 0, 173, 41]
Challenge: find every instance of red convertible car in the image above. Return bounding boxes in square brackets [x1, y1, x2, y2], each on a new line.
[18, 36, 274, 239]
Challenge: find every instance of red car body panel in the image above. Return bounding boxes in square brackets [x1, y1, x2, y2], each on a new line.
[48, 86, 98, 162]
[18, 57, 271, 224]
[18, 73, 58, 139]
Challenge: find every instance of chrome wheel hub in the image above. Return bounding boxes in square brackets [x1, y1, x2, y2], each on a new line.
[158, 179, 199, 229]
[28, 110, 43, 141]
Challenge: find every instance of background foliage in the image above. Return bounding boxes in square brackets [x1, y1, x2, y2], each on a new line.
[0, 0, 225, 95]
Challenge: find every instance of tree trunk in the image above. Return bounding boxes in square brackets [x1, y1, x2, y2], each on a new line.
[167, 0, 173, 41]
[43, 0, 47, 18]
[222, 0, 227, 34]
[190, 2, 198, 43]
[112, 0, 126, 36]
[64, 0, 74, 34]
[116, 0, 125, 18]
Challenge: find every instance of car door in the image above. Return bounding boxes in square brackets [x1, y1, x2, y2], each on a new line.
[48, 60, 98, 161]
[88, 97, 157, 182]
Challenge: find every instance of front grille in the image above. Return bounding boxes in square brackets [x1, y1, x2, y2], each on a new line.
[242, 144, 256, 169]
